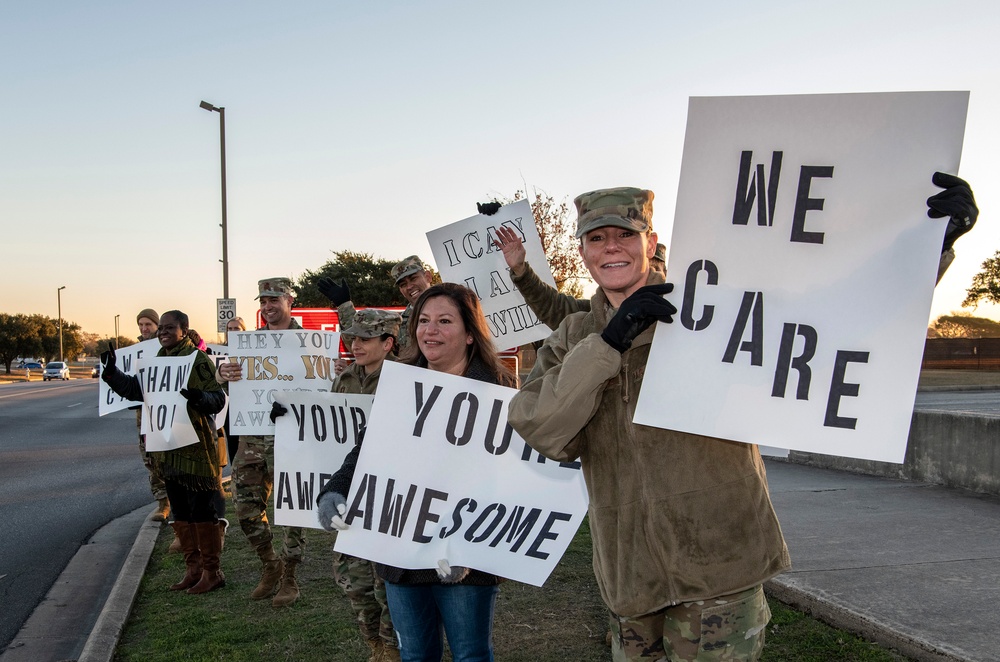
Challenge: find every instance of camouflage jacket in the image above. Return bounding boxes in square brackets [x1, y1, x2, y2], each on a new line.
[331, 358, 389, 395]
[510, 261, 589, 331]
[508, 270, 790, 617]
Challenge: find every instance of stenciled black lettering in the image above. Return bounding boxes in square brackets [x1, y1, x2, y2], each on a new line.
[412, 383, 443, 437]
[681, 259, 718, 331]
[525, 511, 573, 560]
[790, 165, 834, 244]
[722, 291, 764, 366]
[824, 350, 869, 430]
[771, 323, 818, 400]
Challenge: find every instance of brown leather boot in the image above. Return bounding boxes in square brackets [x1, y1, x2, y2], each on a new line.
[365, 638, 381, 662]
[167, 532, 182, 554]
[168, 522, 201, 591]
[151, 497, 170, 522]
[250, 549, 284, 600]
[187, 521, 226, 594]
[271, 559, 300, 607]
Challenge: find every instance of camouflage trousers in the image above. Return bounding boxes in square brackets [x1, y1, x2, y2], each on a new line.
[233, 435, 306, 563]
[332, 545, 397, 648]
[610, 585, 770, 661]
[137, 428, 167, 502]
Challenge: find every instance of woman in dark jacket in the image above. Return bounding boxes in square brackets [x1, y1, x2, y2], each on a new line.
[101, 310, 228, 594]
[318, 283, 516, 662]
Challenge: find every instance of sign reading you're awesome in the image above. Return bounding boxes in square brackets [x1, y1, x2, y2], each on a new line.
[333, 362, 589, 587]
[634, 91, 969, 463]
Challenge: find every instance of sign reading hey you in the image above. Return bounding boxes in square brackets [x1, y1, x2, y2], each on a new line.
[333, 361, 589, 587]
[634, 91, 969, 463]
[427, 199, 556, 349]
[226, 329, 341, 435]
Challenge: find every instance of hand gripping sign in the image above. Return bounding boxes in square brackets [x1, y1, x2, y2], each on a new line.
[427, 199, 557, 349]
[226, 329, 341, 436]
[333, 362, 590, 587]
[634, 91, 969, 463]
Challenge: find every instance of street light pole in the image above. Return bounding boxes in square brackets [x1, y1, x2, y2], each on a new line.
[57, 286, 66, 361]
[199, 100, 229, 299]
[114, 314, 120, 345]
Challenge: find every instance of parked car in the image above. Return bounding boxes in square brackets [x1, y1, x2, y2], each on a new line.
[91, 364, 100, 378]
[22, 362, 43, 371]
[43, 361, 70, 381]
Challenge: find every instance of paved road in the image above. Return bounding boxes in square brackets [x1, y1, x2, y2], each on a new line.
[914, 388, 1000, 415]
[0, 379, 150, 652]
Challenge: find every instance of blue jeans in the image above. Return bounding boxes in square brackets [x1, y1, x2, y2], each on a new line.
[384, 582, 499, 662]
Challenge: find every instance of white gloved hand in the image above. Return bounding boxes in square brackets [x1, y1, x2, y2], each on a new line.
[316, 492, 350, 532]
[436, 558, 470, 584]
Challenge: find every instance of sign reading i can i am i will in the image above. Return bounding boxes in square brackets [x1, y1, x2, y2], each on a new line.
[633, 91, 969, 464]
[427, 199, 556, 349]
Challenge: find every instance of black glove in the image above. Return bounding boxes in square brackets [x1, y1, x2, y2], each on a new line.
[927, 172, 978, 252]
[317, 277, 351, 307]
[477, 201, 502, 216]
[601, 283, 677, 353]
[100, 344, 117, 373]
[270, 401, 288, 423]
[180, 388, 214, 415]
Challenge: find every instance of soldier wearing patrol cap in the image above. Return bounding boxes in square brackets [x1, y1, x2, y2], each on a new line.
[508, 186, 789, 661]
[313, 308, 403, 661]
[651, 242, 667, 276]
[132, 309, 172, 523]
[217, 276, 308, 608]
[317, 255, 433, 352]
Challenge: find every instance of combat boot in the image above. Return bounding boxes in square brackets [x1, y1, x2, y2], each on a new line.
[381, 641, 401, 662]
[272, 559, 300, 607]
[365, 638, 381, 662]
[187, 521, 226, 594]
[151, 497, 170, 522]
[168, 522, 202, 591]
[250, 548, 284, 600]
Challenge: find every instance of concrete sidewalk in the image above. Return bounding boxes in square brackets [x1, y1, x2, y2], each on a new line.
[8, 460, 1000, 662]
[765, 461, 1000, 662]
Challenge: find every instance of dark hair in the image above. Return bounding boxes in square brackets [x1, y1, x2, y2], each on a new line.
[161, 310, 190, 333]
[379, 333, 399, 356]
[402, 283, 516, 387]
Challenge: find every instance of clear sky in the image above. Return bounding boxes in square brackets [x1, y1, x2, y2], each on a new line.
[3, 0, 998, 341]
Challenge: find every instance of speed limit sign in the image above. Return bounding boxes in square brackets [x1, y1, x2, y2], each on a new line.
[217, 298, 237, 333]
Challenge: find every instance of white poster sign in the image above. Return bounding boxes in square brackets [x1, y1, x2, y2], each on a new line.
[137, 354, 201, 451]
[272, 391, 374, 528]
[634, 91, 969, 463]
[98, 339, 161, 416]
[333, 362, 589, 587]
[226, 329, 341, 435]
[427, 199, 555, 349]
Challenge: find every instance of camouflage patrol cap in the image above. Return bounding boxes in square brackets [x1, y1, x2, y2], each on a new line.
[255, 277, 294, 300]
[390, 255, 430, 285]
[574, 187, 654, 238]
[344, 309, 402, 339]
[653, 243, 666, 264]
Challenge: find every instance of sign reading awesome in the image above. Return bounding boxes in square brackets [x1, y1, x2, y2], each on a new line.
[333, 361, 589, 587]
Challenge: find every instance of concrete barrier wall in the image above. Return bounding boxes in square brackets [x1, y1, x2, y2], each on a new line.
[785, 411, 1000, 496]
